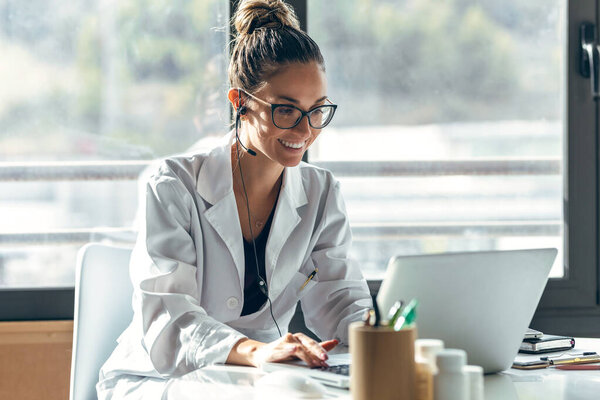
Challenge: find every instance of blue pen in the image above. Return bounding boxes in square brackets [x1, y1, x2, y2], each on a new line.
[372, 294, 381, 326]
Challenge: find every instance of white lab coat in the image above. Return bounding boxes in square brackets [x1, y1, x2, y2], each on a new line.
[97, 132, 371, 399]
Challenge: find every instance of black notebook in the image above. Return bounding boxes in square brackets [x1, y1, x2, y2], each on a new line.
[519, 334, 575, 354]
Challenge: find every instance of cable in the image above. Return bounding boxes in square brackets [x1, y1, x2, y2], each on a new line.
[234, 109, 282, 338]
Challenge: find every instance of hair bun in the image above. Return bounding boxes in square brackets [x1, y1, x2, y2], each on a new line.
[234, 0, 300, 36]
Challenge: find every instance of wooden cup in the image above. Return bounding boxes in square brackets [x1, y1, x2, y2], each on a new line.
[349, 321, 417, 400]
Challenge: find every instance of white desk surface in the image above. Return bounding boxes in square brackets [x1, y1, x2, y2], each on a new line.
[165, 338, 600, 399]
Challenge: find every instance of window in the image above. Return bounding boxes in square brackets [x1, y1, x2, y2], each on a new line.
[2, 0, 599, 335]
[303, 0, 598, 335]
[307, 0, 565, 279]
[0, 0, 229, 291]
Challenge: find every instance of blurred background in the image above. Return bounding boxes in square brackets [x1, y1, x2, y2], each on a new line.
[0, 0, 564, 287]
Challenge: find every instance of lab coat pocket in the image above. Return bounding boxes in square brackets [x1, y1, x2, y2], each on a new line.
[272, 271, 317, 316]
[294, 271, 317, 297]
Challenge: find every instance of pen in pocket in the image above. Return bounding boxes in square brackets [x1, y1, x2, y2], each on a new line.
[300, 268, 318, 291]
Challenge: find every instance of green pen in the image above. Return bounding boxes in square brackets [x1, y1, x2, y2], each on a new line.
[393, 298, 418, 331]
[386, 300, 404, 327]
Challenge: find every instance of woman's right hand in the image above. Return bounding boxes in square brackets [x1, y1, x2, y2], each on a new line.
[228, 333, 339, 368]
[253, 332, 339, 368]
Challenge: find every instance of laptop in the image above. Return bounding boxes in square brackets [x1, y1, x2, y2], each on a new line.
[377, 248, 557, 373]
[262, 352, 352, 388]
[263, 247, 556, 386]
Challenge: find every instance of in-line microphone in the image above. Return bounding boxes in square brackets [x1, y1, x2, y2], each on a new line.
[258, 279, 268, 296]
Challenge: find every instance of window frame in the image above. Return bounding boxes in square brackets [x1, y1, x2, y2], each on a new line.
[1, 0, 599, 339]
[529, 0, 600, 336]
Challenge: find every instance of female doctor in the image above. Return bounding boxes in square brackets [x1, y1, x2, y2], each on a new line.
[97, 0, 371, 398]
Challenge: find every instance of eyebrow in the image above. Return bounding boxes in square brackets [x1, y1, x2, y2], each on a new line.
[277, 95, 329, 106]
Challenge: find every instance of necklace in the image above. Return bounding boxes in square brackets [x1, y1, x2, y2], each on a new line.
[249, 210, 267, 230]
[233, 174, 282, 233]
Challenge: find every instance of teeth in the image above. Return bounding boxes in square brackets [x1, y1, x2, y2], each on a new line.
[278, 139, 305, 149]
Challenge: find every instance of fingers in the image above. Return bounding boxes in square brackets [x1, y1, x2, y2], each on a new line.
[293, 333, 329, 366]
[291, 342, 328, 368]
[320, 339, 339, 352]
[270, 333, 298, 361]
[260, 333, 334, 368]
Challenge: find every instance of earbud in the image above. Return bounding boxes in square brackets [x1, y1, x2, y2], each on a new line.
[237, 88, 246, 116]
[234, 88, 255, 156]
[235, 99, 256, 156]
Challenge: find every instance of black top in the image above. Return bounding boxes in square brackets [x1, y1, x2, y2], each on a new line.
[240, 206, 276, 316]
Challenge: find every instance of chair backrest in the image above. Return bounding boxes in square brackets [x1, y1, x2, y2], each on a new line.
[70, 243, 134, 400]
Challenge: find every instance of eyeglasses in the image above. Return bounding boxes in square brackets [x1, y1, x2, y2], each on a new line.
[239, 89, 337, 129]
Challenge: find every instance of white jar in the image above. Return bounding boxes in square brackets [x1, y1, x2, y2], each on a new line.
[415, 339, 445, 400]
[416, 339, 445, 374]
[463, 365, 484, 400]
[434, 349, 468, 400]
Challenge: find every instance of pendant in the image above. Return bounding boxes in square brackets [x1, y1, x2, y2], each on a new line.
[255, 220, 264, 229]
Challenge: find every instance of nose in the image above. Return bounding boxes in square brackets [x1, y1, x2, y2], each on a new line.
[294, 113, 312, 137]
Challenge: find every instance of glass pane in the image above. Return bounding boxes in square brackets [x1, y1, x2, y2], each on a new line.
[0, 0, 229, 287]
[1, 245, 80, 288]
[308, 0, 565, 279]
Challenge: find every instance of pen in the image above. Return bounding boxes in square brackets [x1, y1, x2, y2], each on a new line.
[368, 309, 376, 326]
[393, 298, 418, 331]
[554, 364, 600, 370]
[300, 268, 318, 291]
[548, 355, 600, 366]
[386, 300, 404, 326]
[541, 351, 597, 361]
[372, 294, 381, 327]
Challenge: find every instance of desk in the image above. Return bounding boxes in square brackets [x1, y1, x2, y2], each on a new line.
[164, 338, 600, 399]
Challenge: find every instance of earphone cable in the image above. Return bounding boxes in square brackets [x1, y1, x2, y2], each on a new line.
[235, 113, 282, 338]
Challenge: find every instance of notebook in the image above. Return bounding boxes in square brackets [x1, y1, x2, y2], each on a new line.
[519, 334, 575, 354]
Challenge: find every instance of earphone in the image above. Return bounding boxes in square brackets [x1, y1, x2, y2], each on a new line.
[234, 89, 282, 337]
[235, 89, 256, 156]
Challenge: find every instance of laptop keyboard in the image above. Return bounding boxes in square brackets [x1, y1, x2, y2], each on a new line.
[312, 364, 350, 376]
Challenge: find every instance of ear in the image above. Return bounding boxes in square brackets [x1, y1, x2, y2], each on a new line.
[227, 88, 244, 112]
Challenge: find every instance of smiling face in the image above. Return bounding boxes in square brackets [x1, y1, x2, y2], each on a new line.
[238, 61, 328, 168]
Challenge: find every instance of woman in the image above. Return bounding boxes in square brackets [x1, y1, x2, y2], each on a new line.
[97, 0, 371, 398]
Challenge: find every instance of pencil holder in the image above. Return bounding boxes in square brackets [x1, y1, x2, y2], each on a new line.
[349, 321, 416, 400]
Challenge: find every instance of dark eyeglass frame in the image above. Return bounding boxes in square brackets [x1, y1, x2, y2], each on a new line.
[238, 89, 338, 129]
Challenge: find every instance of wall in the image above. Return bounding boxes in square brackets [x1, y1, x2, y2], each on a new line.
[0, 321, 72, 400]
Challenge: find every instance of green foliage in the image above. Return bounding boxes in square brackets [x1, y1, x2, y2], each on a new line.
[69, 0, 228, 156]
[0, 0, 562, 158]
[76, 15, 102, 127]
[310, 0, 526, 125]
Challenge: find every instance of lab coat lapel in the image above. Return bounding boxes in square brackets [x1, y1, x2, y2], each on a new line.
[266, 165, 308, 300]
[196, 133, 245, 293]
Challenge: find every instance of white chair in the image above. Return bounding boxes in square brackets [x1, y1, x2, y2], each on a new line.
[70, 243, 134, 400]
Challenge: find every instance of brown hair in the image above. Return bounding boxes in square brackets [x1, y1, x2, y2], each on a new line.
[229, 0, 325, 93]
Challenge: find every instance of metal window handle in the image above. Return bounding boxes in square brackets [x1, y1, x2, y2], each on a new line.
[580, 22, 599, 98]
